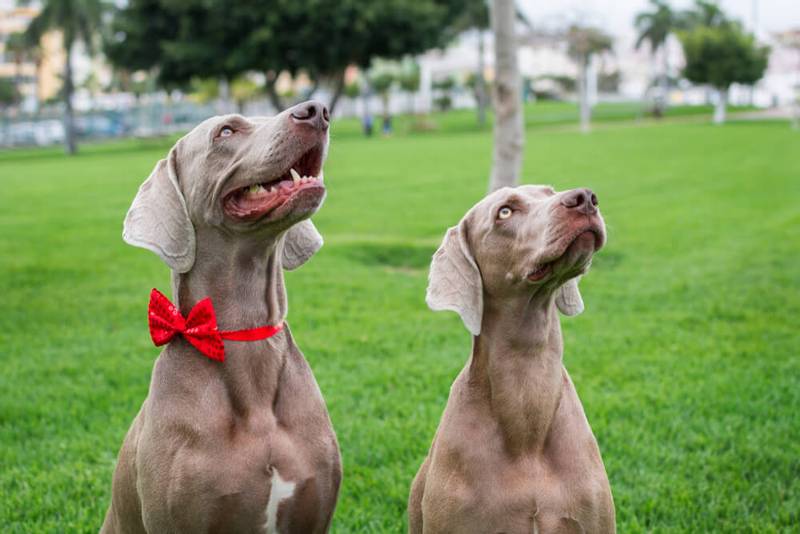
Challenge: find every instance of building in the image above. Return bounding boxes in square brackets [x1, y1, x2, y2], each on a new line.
[0, 4, 63, 109]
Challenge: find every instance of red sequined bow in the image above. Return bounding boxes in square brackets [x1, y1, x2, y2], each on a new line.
[148, 288, 283, 362]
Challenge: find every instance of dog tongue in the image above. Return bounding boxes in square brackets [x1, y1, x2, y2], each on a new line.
[228, 189, 283, 218]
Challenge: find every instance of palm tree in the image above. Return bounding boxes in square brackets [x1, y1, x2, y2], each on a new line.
[566, 25, 613, 133]
[634, 0, 677, 116]
[678, 0, 729, 30]
[24, 0, 106, 155]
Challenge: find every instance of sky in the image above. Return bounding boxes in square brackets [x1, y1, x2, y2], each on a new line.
[517, 0, 800, 40]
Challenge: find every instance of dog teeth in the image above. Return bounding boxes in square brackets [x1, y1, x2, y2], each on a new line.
[290, 168, 301, 184]
[284, 169, 323, 187]
[247, 184, 262, 195]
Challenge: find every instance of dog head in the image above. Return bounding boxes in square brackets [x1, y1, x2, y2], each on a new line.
[426, 185, 606, 335]
[123, 101, 330, 272]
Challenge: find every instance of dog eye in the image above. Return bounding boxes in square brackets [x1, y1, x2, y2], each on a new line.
[218, 126, 235, 138]
[497, 206, 513, 220]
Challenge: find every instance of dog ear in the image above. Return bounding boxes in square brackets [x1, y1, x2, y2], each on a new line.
[282, 219, 323, 270]
[426, 222, 483, 336]
[556, 276, 584, 316]
[123, 148, 196, 273]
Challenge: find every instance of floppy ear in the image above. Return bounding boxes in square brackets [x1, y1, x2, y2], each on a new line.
[282, 219, 323, 270]
[426, 222, 483, 336]
[122, 148, 196, 273]
[555, 276, 584, 316]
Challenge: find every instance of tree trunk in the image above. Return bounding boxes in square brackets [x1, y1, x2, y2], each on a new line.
[306, 78, 320, 101]
[327, 70, 346, 116]
[14, 57, 22, 93]
[476, 30, 487, 126]
[713, 87, 727, 124]
[579, 56, 591, 133]
[488, 0, 523, 192]
[265, 72, 285, 113]
[658, 45, 669, 114]
[381, 92, 390, 119]
[34, 58, 42, 112]
[62, 39, 77, 155]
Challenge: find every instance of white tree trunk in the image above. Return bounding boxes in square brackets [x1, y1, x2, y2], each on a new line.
[62, 40, 77, 155]
[488, 0, 524, 191]
[579, 56, 591, 133]
[660, 46, 670, 99]
[713, 87, 728, 124]
[476, 30, 487, 126]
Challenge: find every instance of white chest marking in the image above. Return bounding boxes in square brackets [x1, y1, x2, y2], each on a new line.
[264, 468, 296, 533]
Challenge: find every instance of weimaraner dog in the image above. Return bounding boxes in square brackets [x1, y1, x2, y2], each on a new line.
[408, 185, 615, 533]
[101, 101, 341, 533]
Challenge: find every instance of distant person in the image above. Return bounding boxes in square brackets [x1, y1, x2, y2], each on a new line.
[382, 114, 393, 136]
[362, 112, 373, 137]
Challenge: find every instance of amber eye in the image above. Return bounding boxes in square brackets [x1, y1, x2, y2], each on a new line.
[498, 206, 513, 220]
[219, 126, 234, 138]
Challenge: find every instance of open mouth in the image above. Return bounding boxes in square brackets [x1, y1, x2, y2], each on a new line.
[527, 263, 553, 282]
[223, 144, 325, 221]
[527, 227, 603, 282]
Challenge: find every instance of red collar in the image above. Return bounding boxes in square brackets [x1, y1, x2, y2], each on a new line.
[147, 288, 284, 362]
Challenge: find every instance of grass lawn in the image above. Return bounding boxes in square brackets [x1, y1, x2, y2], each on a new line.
[1, 109, 798, 532]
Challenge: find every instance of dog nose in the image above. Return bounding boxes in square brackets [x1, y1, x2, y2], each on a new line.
[561, 188, 598, 214]
[289, 100, 329, 131]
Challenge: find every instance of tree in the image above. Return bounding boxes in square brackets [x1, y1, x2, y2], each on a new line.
[774, 29, 800, 129]
[488, 0, 523, 191]
[397, 59, 421, 114]
[678, 0, 729, 30]
[5, 32, 28, 94]
[566, 25, 613, 133]
[679, 24, 769, 123]
[106, 0, 458, 114]
[367, 62, 396, 122]
[442, 0, 490, 125]
[230, 77, 262, 114]
[343, 80, 361, 101]
[25, 0, 106, 155]
[432, 76, 456, 111]
[26, 41, 43, 110]
[442, 0, 532, 126]
[634, 0, 678, 116]
[0, 78, 20, 110]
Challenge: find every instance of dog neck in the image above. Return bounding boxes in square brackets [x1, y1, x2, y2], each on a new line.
[172, 229, 287, 328]
[469, 293, 564, 456]
[167, 229, 290, 412]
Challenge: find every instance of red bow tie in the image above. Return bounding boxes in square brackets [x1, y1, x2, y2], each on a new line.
[148, 288, 284, 362]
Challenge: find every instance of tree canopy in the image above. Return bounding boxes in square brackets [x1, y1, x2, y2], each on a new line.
[634, 0, 676, 54]
[106, 0, 468, 91]
[678, 0, 729, 30]
[0, 78, 20, 108]
[679, 24, 769, 90]
[566, 25, 614, 62]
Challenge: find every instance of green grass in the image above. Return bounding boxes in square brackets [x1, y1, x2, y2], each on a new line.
[330, 100, 756, 138]
[1, 109, 798, 532]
